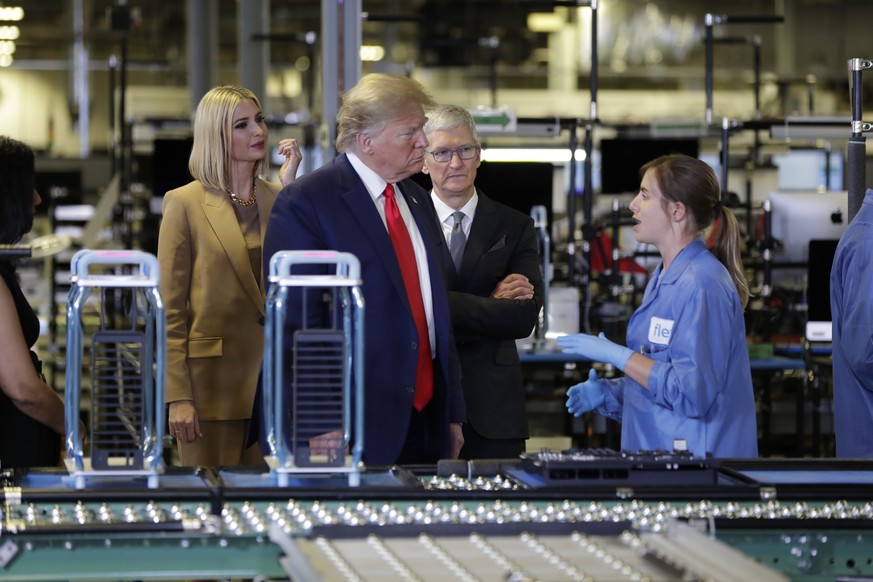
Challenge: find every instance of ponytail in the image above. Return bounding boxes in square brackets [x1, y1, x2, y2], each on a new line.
[710, 206, 750, 308]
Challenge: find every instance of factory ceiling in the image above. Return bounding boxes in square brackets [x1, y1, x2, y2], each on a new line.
[8, 0, 873, 111]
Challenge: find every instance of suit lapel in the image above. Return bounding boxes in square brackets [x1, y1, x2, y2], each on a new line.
[460, 191, 500, 276]
[336, 156, 411, 309]
[201, 186, 265, 314]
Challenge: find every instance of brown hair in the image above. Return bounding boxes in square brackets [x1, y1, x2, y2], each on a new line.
[640, 153, 750, 307]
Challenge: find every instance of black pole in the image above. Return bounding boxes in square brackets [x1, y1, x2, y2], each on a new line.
[753, 36, 761, 119]
[305, 32, 317, 175]
[590, 0, 598, 115]
[479, 36, 499, 110]
[744, 158, 754, 241]
[566, 127, 577, 285]
[490, 45, 498, 109]
[719, 15, 784, 24]
[807, 75, 816, 115]
[581, 0, 597, 334]
[848, 60, 867, 222]
[705, 14, 714, 126]
[753, 36, 762, 168]
[110, 1, 132, 250]
[720, 117, 730, 201]
[762, 200, 773, 343]
[848, 134, 866, 222]
[119, 32, 131, 249]
[610, 197, 620, 299]
[824, 143, 832, 191]
[108, 56, 117, 177]
[582, 123, 595, 334]
[583, 125, 594, 241]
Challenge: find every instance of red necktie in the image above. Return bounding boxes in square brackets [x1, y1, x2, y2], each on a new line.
[383, 183, 433, 411]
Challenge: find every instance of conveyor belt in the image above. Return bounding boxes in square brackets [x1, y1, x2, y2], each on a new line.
[3, 457, 873, 580]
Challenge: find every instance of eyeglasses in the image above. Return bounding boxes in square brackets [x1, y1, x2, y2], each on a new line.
[427, 145, 480, 163]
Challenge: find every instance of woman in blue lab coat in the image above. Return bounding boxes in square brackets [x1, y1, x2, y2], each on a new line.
[559, 154, 758, 458]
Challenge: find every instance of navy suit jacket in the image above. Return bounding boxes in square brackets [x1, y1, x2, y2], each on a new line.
[258, 154, 464, 466]
[436, 191, 544, 439]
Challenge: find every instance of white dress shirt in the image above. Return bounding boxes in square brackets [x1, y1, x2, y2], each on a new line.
[347, 152, 435, 354]
[430, 190, 479, 246]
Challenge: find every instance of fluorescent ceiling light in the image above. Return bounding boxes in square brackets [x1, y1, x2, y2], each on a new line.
[360, 45, 384, 62]
[481, 148, 586, 163]
[0, 25, 19, 40]
[0, 7, 24, 22]
[527, 12, 563, 33]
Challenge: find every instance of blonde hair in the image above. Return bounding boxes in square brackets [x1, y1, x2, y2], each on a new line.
[640, 154, 750, 308]
[336, 74, 437, 153]
[188, 85, 264, 192]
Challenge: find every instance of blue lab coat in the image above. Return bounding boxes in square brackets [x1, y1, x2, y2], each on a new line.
[596, 238, 758, 457]
[830, 188, 873, 458]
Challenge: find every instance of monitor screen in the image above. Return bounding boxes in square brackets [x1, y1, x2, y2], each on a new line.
[806, 239, 839, 323]
[152, 137, 194, 196]
[411, 161, 555, 227]
[599, 137, 699, 194]
[767, 190, 848, 289]
[772, 148, 844, 191]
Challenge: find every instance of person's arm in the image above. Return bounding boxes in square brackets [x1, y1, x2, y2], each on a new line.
[490, 273, 534, 300]
[447, 218, 544, 339]
[0, 278, 65, 435]
[621, 351, 655, 389]
[157, 190, 201, 440]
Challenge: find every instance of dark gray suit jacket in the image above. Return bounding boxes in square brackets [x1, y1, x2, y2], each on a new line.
[434, 190, 545, 440]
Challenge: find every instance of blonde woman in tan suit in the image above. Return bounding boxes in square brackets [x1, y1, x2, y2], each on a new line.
[157, 85, 301, 466]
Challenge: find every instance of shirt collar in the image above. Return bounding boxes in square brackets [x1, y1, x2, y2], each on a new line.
[657, 238, 707, 285]
[430, 190, 479, 225]
[347, 152, 393, 202]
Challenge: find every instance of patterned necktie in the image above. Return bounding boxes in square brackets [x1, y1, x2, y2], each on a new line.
[383, 184, 433, 411]
[449, 211, 466, 272]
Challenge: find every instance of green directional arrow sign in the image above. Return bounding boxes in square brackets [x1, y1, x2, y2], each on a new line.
[470, 108, 517, 133]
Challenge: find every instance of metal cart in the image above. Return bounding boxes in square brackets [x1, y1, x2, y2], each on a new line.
[262, 250, 365, 486]
[64, 249, 166, 489]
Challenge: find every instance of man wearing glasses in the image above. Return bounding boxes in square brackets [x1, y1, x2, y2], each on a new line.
[422, 104, 544, 459]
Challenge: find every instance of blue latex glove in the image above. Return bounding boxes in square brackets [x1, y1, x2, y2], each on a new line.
[566, 368, 606, 416]
[557, 331, 634, 370]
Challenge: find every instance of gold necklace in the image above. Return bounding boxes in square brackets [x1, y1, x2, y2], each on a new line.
[228, 178, 257, 207]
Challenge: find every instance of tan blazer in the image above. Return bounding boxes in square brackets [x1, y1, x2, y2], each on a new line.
[157, 178, 281, 420]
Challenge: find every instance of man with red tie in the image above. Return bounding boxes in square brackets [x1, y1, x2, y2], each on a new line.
[258, 74, 465, 465]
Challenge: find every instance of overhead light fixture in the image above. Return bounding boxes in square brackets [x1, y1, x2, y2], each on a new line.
[481, 148, 586, 163]
[0, 6, 24, 21]
[527, 12, 564, 33]
[0, 54, 12, 67]
[0, 40, 14, 55]
[0, 25, 19, 40]
[360, 45, 385, 62]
